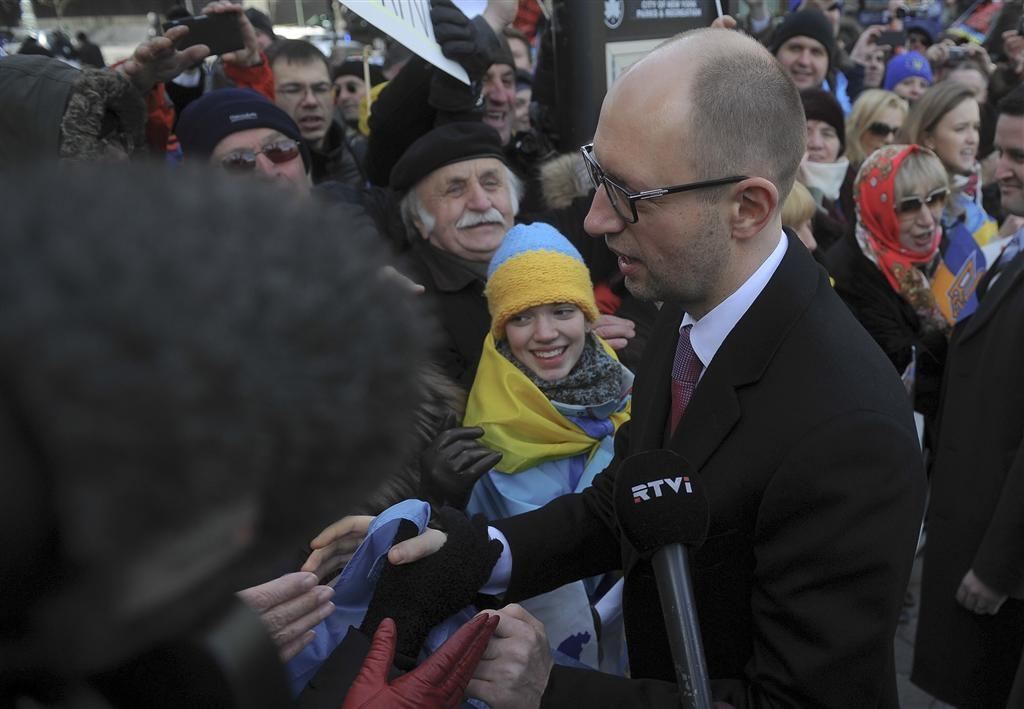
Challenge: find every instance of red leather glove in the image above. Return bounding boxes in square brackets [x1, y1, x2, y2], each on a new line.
[342, 614, 499, 709]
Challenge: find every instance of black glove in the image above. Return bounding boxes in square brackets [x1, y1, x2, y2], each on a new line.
[359, 508, 503, 658]
[430, 0, 492, 84]
[419, 413, 502, 510]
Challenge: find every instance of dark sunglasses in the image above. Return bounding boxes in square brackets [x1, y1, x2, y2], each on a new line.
[220, 139, 301, 172]
[897, 187, 948, 215]
[867, 122, 900, 138]
[580, 143, 748, 224]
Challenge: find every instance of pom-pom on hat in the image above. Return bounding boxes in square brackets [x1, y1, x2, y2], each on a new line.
[883, 51, 933, 92]
[485, 223, 599, 340]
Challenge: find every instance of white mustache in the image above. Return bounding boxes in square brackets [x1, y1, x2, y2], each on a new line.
[456, 208, 505, 229]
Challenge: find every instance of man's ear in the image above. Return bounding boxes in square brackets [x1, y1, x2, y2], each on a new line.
[729, 178, 778, 240]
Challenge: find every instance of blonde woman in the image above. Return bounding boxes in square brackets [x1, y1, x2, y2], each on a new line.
[781, 180, 819, 253]
[845, 89, 909, 168]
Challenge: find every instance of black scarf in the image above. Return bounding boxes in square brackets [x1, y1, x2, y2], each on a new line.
[496, 334, 622, 407]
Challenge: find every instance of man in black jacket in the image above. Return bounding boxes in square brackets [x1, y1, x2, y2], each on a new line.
[389, 27, 925, 708]
[911, 84, 1024, 709]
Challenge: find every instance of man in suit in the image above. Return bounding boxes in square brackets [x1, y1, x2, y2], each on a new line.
[911, 85, 1024, 709]
[389, 27, 926, 707]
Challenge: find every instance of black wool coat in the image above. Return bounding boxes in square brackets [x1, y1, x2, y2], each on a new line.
[911, 250, 1024, 708]
[494, 237, 926, 707]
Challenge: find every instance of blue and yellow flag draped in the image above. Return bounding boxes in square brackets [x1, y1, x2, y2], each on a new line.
[464, 333, 630, 475]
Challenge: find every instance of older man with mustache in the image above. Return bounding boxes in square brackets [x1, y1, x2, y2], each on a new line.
[391, 122, 635, 389]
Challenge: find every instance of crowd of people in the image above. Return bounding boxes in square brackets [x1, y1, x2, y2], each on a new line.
[2, 0, 1024, 706]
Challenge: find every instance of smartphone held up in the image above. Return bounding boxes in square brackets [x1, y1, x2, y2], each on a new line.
[162, 13, 245, 56]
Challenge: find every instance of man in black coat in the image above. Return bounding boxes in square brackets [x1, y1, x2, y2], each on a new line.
[911, 85, 1024, 709]
[389, 28, 926, 708]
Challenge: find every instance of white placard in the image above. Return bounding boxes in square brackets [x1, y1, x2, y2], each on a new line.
[341, 0, 470, 84]
[604, 38, 663, 90]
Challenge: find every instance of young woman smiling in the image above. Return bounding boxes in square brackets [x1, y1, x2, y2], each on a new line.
[901, 81, 1001, 248]
[461, 222, 632, 673]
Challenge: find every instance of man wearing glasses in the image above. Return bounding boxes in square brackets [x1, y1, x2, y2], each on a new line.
[389, 27, 925, 708]
[268, 40, 363, 186]
[177, 88, 310, 191]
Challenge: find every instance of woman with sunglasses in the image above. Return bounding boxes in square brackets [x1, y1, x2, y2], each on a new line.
[458, 222, 632, 674]
[845, 89, 909, 169]
[825, 144, 952, 428]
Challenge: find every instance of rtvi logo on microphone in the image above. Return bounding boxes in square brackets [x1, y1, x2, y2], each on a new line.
[632, 476, 693, 503]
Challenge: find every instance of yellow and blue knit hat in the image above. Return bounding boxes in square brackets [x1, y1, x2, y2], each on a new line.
[485, 223, 599, 340]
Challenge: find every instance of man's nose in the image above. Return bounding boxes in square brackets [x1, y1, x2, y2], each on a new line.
[994, 153, 1015, 183]
[583, 185, 625, 238]
[299, 87, 319, 106]
[466, 181, 492, 211]
[254, 153, 280, 179]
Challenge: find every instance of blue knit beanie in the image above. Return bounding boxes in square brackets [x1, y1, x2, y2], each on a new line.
[177, 88, 308, 170]
[883, 52, 933, 92]
[485, 223, 598, 340]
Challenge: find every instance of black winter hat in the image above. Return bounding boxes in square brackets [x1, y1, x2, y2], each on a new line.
[331, 60, 386, 87]
[770, 10, 836, 71]
[177, 88, 308, 170]
[800, 88, 846, 156]
[389, 122, 507, 192]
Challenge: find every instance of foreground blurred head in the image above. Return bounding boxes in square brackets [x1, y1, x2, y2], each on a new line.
[0, 164, 427, 705]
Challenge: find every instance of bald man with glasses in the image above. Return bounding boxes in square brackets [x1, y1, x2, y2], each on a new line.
[387, 27, 925, 709]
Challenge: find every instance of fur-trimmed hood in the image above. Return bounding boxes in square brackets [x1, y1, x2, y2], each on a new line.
[0, 55, 145, 162]
[537, 151, 592, 211]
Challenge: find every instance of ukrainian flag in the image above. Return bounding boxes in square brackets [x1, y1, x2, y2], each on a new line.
[932, 221, 987, 324]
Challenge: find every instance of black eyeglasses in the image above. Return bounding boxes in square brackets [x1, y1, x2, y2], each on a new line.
[897, 187, 948, 215]
[580, 143, 748, 224]
[220, 139, 301, 172]
[867, 122, 900, 138]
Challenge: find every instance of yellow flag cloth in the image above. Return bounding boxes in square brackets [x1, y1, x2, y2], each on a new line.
[464, 333, 630, 474]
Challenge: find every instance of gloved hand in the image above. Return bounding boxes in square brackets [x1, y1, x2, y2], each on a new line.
[430, 0, 492, 84]
[359, 509, 503, 658]
[420, 413, 502, 510]
[341, 614, 499, 709]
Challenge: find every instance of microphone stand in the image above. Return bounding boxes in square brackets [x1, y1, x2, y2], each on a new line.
[652, 545, 713, 709]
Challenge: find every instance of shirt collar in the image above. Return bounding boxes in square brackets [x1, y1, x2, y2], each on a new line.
[681, 230, 788, 372]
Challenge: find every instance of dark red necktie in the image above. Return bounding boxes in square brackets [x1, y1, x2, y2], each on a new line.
[669, 324, 702, 436]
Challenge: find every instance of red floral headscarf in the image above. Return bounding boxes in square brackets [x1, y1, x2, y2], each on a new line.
[854, 144, 946, 329]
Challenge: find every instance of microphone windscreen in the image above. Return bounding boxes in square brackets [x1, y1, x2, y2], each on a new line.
[614, 449, 710, 555]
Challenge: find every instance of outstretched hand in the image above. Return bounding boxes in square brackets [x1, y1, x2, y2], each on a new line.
[237, 572, 335, 662]
[200, 1, 263, 67]
[117, 25, 209, 95]
[342, 614, 499, 709]
[420, 412, 502, 509]
[302, 515, 375, 581]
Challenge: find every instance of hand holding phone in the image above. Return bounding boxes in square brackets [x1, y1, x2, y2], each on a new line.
[877, 30, 907, 48]
[162, 13, 244, 56]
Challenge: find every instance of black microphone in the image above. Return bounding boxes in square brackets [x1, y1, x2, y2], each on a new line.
[615, 449, 712, 709]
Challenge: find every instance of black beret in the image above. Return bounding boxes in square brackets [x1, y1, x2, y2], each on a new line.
[389, 122, 507, 192]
